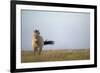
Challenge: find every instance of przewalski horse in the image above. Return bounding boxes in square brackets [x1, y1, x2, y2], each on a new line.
[32, 30, 54, 55]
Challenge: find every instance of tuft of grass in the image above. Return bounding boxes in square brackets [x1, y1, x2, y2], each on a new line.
[21, 49, 90, 63]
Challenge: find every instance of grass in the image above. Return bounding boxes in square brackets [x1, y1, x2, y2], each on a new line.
[21, 49, 90, 63]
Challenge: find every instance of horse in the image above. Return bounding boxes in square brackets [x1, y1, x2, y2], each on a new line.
[32, 30, 54, 55]
[32, 30, 43, 55]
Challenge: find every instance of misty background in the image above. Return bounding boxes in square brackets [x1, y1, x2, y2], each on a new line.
[21, 10, 90, 51]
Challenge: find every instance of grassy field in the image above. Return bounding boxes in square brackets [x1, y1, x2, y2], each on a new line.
[21, 49, 90, 63]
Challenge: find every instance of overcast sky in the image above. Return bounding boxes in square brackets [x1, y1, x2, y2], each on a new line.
[21, 10, 90, 51]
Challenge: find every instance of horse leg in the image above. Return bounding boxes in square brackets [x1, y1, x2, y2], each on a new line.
[33, 48, 36, 56]
[34, 48, 38, 55]
[38, 46, 42, 55]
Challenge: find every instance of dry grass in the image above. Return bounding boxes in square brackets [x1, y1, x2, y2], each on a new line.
[21, 49, 90, 63]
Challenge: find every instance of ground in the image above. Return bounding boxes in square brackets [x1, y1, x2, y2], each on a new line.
[21, 49, 90, 63]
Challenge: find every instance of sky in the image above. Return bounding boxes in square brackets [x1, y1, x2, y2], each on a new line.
[21, 10, 90, 51]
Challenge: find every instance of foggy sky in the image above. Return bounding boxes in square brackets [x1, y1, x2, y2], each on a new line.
[21, 10, 90, 50]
